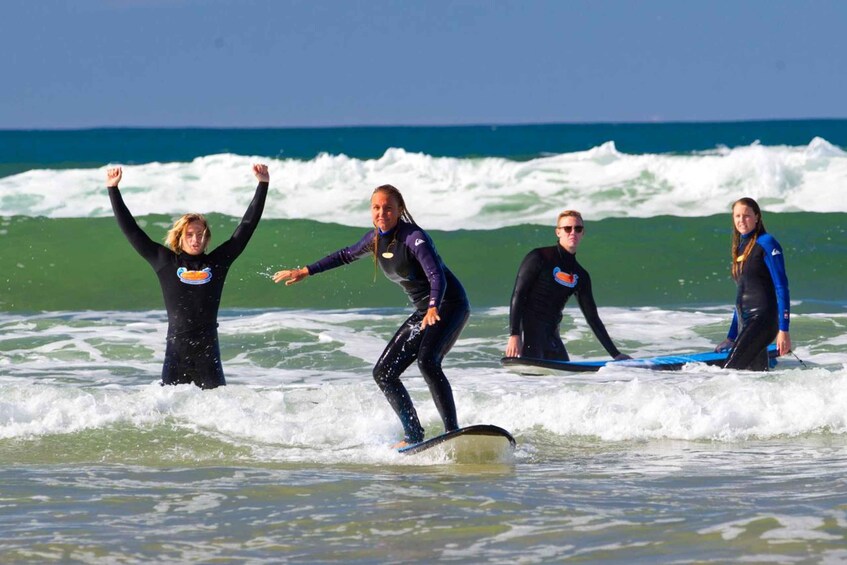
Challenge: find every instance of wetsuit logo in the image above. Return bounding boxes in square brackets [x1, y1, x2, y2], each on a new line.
[177, 267, 212, 285]
[553, 267, 578, 288]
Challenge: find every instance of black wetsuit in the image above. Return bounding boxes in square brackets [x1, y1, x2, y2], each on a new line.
[724, 233, 790, 371]
[509, 245, 621, 361]
[109, 182, 268, 388]
[308, 220, 469, 443]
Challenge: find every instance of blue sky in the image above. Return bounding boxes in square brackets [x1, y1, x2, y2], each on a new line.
[3, 0, 846, 129]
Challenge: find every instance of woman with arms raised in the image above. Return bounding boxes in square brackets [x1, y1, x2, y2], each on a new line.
[107, 163, 269, 389]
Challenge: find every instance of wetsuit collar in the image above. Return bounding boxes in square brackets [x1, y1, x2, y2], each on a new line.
[378, 223, 402, 237]
[557, 243, 576, 257]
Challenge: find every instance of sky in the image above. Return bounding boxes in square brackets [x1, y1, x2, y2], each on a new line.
[3, 0, 847, 129]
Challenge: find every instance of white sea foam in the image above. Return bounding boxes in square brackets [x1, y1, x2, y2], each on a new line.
[1, 139, 845, 229]
[1, 307, 845, 462]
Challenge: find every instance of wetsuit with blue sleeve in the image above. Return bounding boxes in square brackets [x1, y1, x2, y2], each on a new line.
[109, 181, 268, 388]
[724, 232, 790, 371]
[509, 245, 621, 360]
[308, 220, 469, 444]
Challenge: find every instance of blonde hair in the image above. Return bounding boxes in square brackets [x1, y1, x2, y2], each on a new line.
[730, 197, 766, 281]
[164, 213, 211, 253]
[557, 210, 584, 225]
[371, 185, 416, 280]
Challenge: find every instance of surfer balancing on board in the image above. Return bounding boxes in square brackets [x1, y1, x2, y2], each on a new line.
[272, 185, 469, 448]
[505, 210, 631, 362]
[715, 197, 791, 371]
[106, 164, 270, 389]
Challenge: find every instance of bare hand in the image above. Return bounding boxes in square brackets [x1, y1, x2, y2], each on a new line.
[715, 338, 735, 353]
[253, 163, 270, 183]
[776, 330, 791, 356]
[420, 307, 441, 329]
[505, 335, 522, 358]
[106, 166, 122, 188]
[273, 267, 309, 286]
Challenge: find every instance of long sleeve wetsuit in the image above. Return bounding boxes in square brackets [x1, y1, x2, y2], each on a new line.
[308, 220, 469, 443]
[724, 232, 790, 371]
[109, 181, 268, 388]
[509, 245, 621, 361]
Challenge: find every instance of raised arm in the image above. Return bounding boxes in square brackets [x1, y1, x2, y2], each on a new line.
[106, 166, 168, 266]
[213, 164, 270, 262]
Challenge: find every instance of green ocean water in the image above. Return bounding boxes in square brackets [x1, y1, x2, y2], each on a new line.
[2, 212, 844, 312]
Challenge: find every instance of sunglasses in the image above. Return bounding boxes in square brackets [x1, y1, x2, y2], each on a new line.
[557, 225, 584, 234]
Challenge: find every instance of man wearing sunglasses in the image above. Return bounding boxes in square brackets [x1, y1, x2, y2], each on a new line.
[505, 210, 630, 361]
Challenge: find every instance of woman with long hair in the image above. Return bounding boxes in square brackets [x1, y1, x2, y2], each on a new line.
[273, 184, 469, 447]
[716, 197, 791, 370]
[107, 164, 269, 389]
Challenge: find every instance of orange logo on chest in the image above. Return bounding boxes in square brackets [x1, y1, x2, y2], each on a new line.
[553, 267, 578, 288]
[177, 267, 212, 285]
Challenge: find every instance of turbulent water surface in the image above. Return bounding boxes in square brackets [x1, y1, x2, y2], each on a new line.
[1, 122, 846, 562]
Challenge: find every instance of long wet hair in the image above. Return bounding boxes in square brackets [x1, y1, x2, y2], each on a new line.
[164, 213, 211, 254]
[730, 197, 767, 280]
[371, 185, 416, 279]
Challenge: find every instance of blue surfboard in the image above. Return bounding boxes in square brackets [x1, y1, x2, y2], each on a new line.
[398, 424, 516, 462]
[501, 344, 779, 374]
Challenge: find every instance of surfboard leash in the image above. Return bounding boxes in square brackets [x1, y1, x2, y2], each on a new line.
[788, 349, 807, 368]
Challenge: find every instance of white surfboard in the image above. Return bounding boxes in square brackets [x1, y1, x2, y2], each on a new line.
[397, 424, 516, 463]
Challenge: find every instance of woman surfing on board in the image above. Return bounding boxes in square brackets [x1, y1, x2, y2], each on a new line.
[272, 184, 469, 448]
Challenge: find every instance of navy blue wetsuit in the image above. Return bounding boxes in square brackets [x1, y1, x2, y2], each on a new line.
[509, 245, 621, 360]
[308, 220, 469, 443]
[109, 182, 268, 389]
[724, 233, 790, 371]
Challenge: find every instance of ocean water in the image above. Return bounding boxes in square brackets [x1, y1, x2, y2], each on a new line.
[1, 122, 846, 562]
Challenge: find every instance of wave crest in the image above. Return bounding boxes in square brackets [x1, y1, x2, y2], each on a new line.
[2, 139, 844, 228]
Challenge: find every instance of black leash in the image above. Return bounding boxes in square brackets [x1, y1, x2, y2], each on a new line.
[788, 349, 807, 369]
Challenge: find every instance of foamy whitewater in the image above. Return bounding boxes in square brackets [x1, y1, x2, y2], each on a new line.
[2, 308, 845, 452]
[2, 137, 845, 227]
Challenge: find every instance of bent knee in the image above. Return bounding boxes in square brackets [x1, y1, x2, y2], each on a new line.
[416, 356, 442, 377]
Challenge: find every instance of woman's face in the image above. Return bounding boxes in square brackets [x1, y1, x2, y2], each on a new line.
[181, 220, 209, 255]
[733, 204, 758, 236]
[371, 191, 400, 232]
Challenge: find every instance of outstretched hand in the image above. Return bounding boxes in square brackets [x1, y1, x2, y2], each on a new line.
[273, 267, 309, 286]
[106, 166, 122, 188]
[253, 163, 270, 182]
